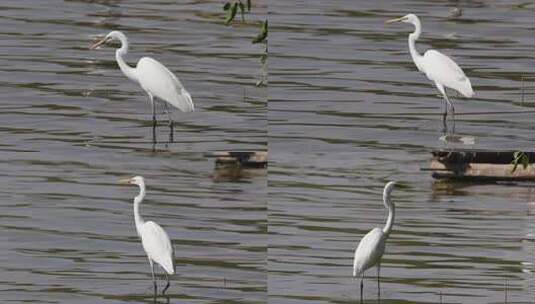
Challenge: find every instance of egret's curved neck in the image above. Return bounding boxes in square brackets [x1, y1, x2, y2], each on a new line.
[115, 36, 138, 83]
[133, 183, 146, 235]
[408, 18, 425, 72]
[382, 191, 395, 236]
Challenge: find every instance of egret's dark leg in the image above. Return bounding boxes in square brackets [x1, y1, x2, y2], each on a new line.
[151, 95, 157, 127]
[444, 92, 455, 134]
[441, 97, 448, 134]
[149, 94, 157, 143]
[377, 264, 381, 302]
[360, 274, 364, 304]
[163, 102, 174, 143]
[162, 272, 170, 295]
[149, 260, 157, 295]
[450, 100, 456, 134]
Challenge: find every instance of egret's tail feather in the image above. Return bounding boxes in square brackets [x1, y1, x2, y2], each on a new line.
[460, 79, 474, 98]
[177, 89, 194, 112]
[162, 262, 175, 275]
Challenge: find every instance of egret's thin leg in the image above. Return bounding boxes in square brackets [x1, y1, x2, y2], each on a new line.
[377, 264, 381, 302]
[436, 83, 448, 134]
[149, 259, 157, 294]
[444, 92, 455, 134]
[162, 272, 170, 295]
[441, 98, 447, 134]
[150, 94, 157, 126]
[360, 274, 364, 304]
[149, 94, 157, 143]
[163, 102, 174, 143]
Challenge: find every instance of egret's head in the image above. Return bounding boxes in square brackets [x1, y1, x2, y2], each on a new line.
[90, 30, 126, 50]
[119, 175, 145, 186]
[385, 13, 419, 25]
[383, 181, 397, 198]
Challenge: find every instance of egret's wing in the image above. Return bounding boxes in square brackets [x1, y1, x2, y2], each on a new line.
[353, 228, 385, 277]
[140, 221, 175, 274]
[422, 50, 474, 97]
[136, 57, 194, 112]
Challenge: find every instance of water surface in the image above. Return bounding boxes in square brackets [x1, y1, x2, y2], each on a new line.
[0, 1, 267, 303]
[270, 1, 535, 302]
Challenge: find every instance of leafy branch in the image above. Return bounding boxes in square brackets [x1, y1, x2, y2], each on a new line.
[253, 20, 268, 87]
[222, 1, 268, 87]
[223, 0, 251, 25]
[511, 151, 530, 173]
[251, 19, 267, 44]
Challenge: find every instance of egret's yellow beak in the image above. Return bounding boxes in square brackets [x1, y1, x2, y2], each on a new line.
[90, 37, 108, 50]
[118, 178, 131, 184]
[385, 16, 406, 24]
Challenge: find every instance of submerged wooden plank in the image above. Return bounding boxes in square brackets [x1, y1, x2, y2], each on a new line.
[205, 151, 267, 169]
[432, 150, 535, 165]
[429, 150, 535, 180]
[430, 159, 535, 180]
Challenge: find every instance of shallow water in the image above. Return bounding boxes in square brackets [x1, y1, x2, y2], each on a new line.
[4, 0, 535, 303]
[0, 0, 267, 303]
[270, 0, 535, 303]
[0, 0, 267, 152]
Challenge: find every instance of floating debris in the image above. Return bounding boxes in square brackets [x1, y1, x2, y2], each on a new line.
[205, 151, 267, 169]
[205, 151, 267, 182]
[449, 7, 463, 18]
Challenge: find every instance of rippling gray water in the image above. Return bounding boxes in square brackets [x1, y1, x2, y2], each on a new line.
[4, 0, 535, 303]
[0, 0, 266, 303]
[270, 0, 535, 303]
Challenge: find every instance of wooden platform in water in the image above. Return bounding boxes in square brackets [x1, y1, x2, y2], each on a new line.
[205, 151, 267, 169]
[427, 150, 535, 181]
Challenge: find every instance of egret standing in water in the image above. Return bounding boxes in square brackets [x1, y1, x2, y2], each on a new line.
[353, 181, 396, 302]
[119, 176, 175, 295]
[386, 14, 474, 133]
[91, 31, 194, 142]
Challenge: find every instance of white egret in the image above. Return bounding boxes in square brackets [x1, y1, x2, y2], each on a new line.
[119, 176, 176, 295]
[91, 31, 194, 142]
[353, 181, 396, 302]
[386, 14, 474, 132]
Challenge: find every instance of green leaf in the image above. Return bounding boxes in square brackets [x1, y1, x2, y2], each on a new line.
[223, 2, 231, 10]
[252, 19, 268, 43]
[511, 151, 530, 173]
[225, 2, 238, 25]
[512, 162, 519, 173]
[522, 154, 529, 169]
[260, 52, 267, 64]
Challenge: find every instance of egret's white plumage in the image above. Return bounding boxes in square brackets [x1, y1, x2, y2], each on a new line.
[421, 50, 473, 98]
[386, 14, 473, 130]
[139, 221, 176, 275]
[120, 176, 175, 295]
[91, 31, 194, 141]
[353, 227, 385, 277]
[353, 181, 396, 301]
[136, 57, 194, 113]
